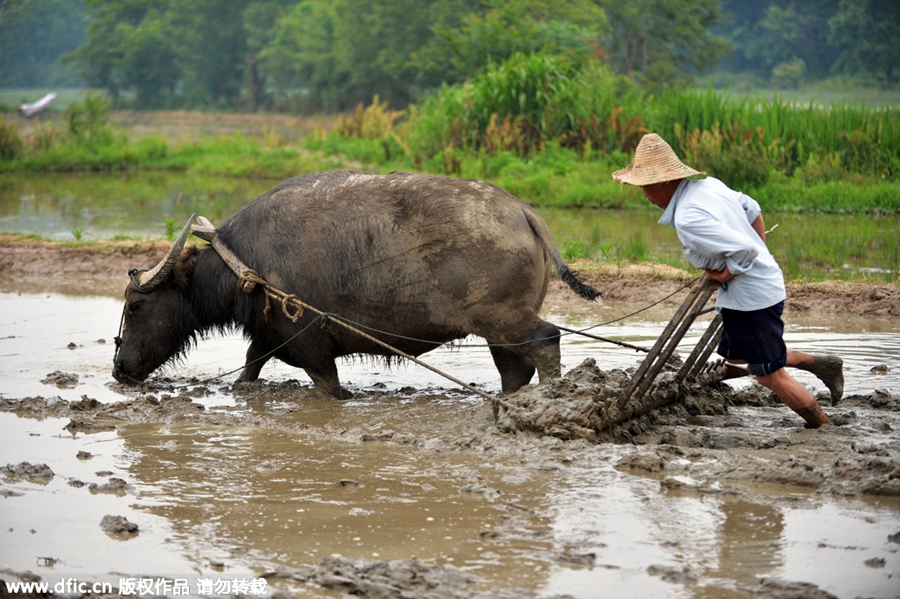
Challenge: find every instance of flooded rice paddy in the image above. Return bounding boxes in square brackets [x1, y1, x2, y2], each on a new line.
[2, 172, 899, 280]
[1, 170, 899, 597]
[1, 287, 899, 598]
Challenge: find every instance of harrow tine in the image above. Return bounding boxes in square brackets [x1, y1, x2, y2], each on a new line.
[618, 277, 719, 407]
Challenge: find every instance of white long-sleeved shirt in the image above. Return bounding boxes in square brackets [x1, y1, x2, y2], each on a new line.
[658, 177, 786, 311]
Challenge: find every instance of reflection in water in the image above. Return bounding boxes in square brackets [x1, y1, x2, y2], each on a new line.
[708, 500, 784, 591]
[0, 172, 272, 241]
[3, 410, 898, 598]
[2, 172, 898, 279]
[540, 471, 785, 599]
[122, 420, 559, 592]
[4, 291, 898, 405]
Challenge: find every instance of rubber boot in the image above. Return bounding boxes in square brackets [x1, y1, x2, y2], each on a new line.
[795, 401, 829, 429]
[794, 355, 844, 405]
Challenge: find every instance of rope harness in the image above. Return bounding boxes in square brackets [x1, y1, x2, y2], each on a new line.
[235, 268, 305, 323]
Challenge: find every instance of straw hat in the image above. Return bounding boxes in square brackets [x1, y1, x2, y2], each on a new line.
[612, 133, 705, 186]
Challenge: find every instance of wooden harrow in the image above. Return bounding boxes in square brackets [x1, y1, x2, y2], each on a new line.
[618, 276, 723, 408]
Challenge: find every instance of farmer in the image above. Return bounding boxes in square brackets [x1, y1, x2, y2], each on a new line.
[612, 133, 844, 428]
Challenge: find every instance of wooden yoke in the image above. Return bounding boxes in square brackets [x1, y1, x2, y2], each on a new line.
[191, 216, 258, 293]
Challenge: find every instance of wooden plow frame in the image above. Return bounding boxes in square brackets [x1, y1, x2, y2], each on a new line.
[618, 276, 723, 408]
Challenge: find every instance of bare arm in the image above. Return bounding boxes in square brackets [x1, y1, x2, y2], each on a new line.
[751, 214, 766, 243]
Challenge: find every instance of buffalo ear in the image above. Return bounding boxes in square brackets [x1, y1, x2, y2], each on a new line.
[171, 246, 199, 289]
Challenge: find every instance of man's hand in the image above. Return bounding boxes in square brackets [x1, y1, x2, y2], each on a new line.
[704, 266, 734, 284]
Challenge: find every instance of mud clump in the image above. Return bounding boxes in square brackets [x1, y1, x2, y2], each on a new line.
[741, 578, 839, 599]
[41, 371, 78, 389]
[496, 358, 728, 442]
[266, 555, 547, 599]
[2, 360, 899, 505]
[89, 477, 130, 495]
[1, 461, 54, 485]
[495, 359, 900, 497]
[0, 393, 210, 426]
[100, 515, 139, 536]
[65, 419, 117, 434]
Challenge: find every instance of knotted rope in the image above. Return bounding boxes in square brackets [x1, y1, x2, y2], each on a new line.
[235, 269, 304, 323]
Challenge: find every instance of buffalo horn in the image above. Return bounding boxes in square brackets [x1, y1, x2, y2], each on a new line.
[132, 214, 196, 292]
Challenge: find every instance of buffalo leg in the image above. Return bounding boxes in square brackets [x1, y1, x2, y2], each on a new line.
[527, 341, 561, 384]
[494, 320, 562, 388]
[304, 361, 352, 399]
[490, 345, 536, 392]
[237, 340, 271, 382]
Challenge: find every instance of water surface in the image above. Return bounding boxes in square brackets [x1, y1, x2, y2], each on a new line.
[2, 291, 899, 598]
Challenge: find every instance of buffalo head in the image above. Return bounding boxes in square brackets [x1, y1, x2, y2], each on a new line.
[112, 216, 198, 384]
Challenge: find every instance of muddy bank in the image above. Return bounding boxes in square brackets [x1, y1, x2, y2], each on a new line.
[262, 554, 856, 599]
[2, 235, 899, 314]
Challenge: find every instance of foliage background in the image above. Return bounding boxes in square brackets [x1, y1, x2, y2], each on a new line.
[2, 0, 897, 111]
[1, 0, 898, 213]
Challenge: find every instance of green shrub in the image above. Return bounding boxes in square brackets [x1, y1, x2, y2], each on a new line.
[65, 92, 113, 146]
[405, 52, 643, 167]
[27, 120, 62, 152]
[676, 121, 789, 189]
[752, 180, 900, 214]
[132, 136, 169, 161]
[794, 152, 845, 185]
[618, 233, 649, 262]
[561, 237, 591, 260]
[771, 58, 806, 89]
[0, 117, 23, 161]
[333, 95, 404, 140]
[649, 87, 900, 182]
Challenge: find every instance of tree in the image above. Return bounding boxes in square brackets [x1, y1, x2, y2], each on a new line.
[64, 0, 177, 105]
[260, 0, 480, 110]
[829, 0, 900, 87]
[241, 0, 294, 110]
[66, 0, 287, 109]
[258, 0, 344, 111]
[740, 0, 840, 81]
[330, 0, 483, 108]
[118, 11, 180, 108]
[418, 0, 607, 88]
[165, 0, 248, 108]
[0, 0, 87, 88]
[598, 0, 731, 87]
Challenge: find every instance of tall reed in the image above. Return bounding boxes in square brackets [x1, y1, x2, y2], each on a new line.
[406, 51, 645, 165]
[648, 87, 899, 186]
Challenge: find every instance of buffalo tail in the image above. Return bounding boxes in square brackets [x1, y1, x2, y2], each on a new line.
[523, 207, 601, 302]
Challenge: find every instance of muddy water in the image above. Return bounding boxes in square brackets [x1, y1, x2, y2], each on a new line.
[2, 290, 900, 598]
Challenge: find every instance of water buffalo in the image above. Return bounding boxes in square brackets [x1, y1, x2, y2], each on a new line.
[113, 170, 600, 398]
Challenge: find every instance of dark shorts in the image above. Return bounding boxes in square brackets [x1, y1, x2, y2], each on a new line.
[717, 301, 787, 376]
